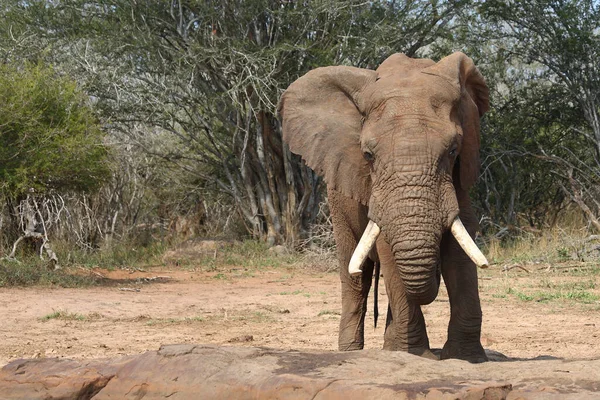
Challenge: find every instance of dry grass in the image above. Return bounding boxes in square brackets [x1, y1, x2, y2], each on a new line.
[40, 310, 105, 322]
[484, 224, 600, 266]
[478, 223, 600, 308]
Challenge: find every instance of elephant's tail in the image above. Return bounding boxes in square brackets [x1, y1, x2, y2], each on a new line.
[373, 261, 380, 329]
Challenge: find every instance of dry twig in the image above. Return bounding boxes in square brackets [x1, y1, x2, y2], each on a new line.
[501, 263, 531, 273]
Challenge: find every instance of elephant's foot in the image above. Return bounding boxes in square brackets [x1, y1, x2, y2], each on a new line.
[382, 343, 438, 360]
[441, 340, 488, 363]
[410, 347, 439, 361]
[339, 340, 364, 351]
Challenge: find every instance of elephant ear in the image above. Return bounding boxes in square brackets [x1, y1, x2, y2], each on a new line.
[278, 66, 377, 204]
[422, 52, 490, 190]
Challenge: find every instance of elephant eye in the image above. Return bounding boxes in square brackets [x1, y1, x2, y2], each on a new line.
[363, 150, 374, 162]
[449, 147, 458, 157]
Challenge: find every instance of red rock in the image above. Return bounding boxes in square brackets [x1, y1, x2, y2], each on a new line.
[1, 345, 599, 399]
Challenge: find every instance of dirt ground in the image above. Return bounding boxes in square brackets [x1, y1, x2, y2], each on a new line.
[1, 261, 599, 366]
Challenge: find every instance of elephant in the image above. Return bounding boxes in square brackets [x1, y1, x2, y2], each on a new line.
[278, 52, 490, 363]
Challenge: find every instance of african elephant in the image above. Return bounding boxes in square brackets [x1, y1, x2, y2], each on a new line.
[278, 52, 490, 363]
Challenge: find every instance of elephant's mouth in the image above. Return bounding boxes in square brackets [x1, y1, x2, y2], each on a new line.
[348, 217, 488, 276]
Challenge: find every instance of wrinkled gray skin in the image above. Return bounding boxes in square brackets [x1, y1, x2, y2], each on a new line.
[279, 53, 489, 363]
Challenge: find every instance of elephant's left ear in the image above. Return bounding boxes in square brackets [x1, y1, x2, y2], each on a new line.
[422, 52, 489, 190]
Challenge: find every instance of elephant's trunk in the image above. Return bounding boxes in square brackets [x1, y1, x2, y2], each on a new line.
[394, 256, 440, 305]
[389, 222, 442, 305]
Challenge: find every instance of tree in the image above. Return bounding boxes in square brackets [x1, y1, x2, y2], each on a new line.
[476, 0, 600, 230]
[0, 62, 110, 257]
[0, 63, 109, 197]
[2, 0, 473, 245]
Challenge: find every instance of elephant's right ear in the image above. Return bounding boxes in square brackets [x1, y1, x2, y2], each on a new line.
[278, 67, 377, 205]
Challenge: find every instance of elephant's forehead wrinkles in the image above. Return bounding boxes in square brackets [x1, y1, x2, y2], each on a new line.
[371, 76, 459, 103]
[365, 116, 453, 140]
[370, 94, 455, 127]
[388, 115, 450, 131]
[365, 126, 451, 169]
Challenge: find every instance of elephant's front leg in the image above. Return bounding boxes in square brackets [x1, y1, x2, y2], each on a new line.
[377, 238, 435, 359]
[329, 189, 374, 351]
[338, 257, 375, 350]
[440, 198, 487, 363]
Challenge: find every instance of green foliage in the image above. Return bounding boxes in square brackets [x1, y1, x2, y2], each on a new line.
[509, 287, 599, 304]
[196, 240, 301, 271]
[0, 259, 98, 288]
[471, 0, 600, 230]
[0, 238, 170, 287]
[318, 309, 340, 316]
[278, 289, 311, 297]
[64, 241, 168, 270]
[557, 248, 570, 261]
[0, 0, 475, 244]
[40, 310, 90, 322]
[483, 224, 600, 265]
[1, 0, 600, 249]
[0, 63, 110, 197]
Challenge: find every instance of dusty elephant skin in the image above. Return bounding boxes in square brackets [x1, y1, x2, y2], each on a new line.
[278, 52, 490, 361]
[1, 344, 600, 399]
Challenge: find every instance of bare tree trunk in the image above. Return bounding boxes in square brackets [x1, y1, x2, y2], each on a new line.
[282, 139, 299, 245]
[7, 196, 59, 268]
[255, 111, 282, 245]
[581, 94, 600, 163]
[560, 169, 600, 232]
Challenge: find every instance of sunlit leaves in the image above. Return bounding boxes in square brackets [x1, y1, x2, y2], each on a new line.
[0, 63, 110, 197]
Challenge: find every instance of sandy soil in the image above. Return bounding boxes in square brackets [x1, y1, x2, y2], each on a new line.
[1, 263, 599, 366]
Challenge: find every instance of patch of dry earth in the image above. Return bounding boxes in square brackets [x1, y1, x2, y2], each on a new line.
[0, 266, 599, 366]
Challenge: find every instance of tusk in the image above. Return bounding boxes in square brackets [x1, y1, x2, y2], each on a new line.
[348, 221, 381, 276]
[450, 217, 489, 268]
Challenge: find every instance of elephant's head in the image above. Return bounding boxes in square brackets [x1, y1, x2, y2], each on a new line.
[279, 52, 489, 305]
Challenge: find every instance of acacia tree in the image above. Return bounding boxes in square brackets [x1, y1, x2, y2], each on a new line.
[475, 0, 600, 230]
[481, 0, 600, 156]
[3, 0, 472, 245]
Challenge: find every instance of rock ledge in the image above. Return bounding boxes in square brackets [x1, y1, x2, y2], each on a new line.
[1, 344, 599, 399]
